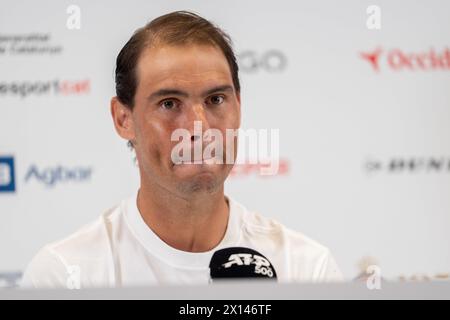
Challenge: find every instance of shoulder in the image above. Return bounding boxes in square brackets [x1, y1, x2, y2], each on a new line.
[21, 202, 123, 288]
[233, 199, 344, 282]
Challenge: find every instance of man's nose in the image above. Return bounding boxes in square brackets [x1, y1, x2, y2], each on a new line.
[186, 103, 211, 140]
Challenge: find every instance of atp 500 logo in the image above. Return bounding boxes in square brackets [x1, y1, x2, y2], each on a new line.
[223, 253, 275, 278]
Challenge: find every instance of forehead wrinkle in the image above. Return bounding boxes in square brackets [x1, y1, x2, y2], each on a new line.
[137, 45, 231, 80]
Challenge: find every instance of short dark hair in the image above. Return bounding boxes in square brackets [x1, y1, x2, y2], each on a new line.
[114, 10, 240, 108]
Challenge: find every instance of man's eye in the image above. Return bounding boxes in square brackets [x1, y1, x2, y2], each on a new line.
[206, 95, 225, 105]
[160, 99, 178, 110]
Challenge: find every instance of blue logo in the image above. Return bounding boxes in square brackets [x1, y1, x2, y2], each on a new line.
[24, 165, 92, 187]
[0, 156, 15, 192]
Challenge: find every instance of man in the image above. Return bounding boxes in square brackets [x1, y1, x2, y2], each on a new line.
[22, 11, 343, 288]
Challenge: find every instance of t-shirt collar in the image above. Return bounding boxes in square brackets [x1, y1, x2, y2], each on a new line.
[123, 190, 243, 269]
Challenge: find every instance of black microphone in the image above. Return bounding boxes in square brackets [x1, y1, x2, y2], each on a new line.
[209, 247, 277, 280]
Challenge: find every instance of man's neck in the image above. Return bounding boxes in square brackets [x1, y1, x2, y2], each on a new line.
[136, 182, 230, 253]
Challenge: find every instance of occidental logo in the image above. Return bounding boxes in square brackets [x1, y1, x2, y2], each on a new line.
[360, 47, 450, 72]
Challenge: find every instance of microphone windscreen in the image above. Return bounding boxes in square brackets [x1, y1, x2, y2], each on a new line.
[209, 247, 277, 280]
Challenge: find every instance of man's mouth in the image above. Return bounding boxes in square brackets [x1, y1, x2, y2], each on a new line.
[174, 156, 217, 165]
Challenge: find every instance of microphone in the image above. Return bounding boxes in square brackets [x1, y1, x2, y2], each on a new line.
[209, 247, 277, 280]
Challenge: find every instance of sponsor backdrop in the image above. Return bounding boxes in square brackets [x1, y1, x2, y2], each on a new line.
[1, 0, 449, 285]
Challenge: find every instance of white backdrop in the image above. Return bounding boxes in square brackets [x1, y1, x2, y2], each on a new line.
[1, 0, 449, 283]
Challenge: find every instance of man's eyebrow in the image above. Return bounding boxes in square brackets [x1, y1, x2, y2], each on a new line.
[147, 85, 234, 101]
[202, 85, 234, 96]
[147, 89, 188, 101]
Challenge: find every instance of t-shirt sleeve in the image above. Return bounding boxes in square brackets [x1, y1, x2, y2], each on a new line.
[315, 250, 344, 282]
[21, 246, 70, 289]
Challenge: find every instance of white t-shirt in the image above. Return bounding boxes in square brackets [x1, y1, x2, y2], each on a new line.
[22, 192, 343, 288]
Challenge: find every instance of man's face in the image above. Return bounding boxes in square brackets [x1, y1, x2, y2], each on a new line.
[130, 44, 241, 196]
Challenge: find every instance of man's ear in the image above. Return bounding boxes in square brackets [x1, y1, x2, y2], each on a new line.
[110, 96, 135, 142]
